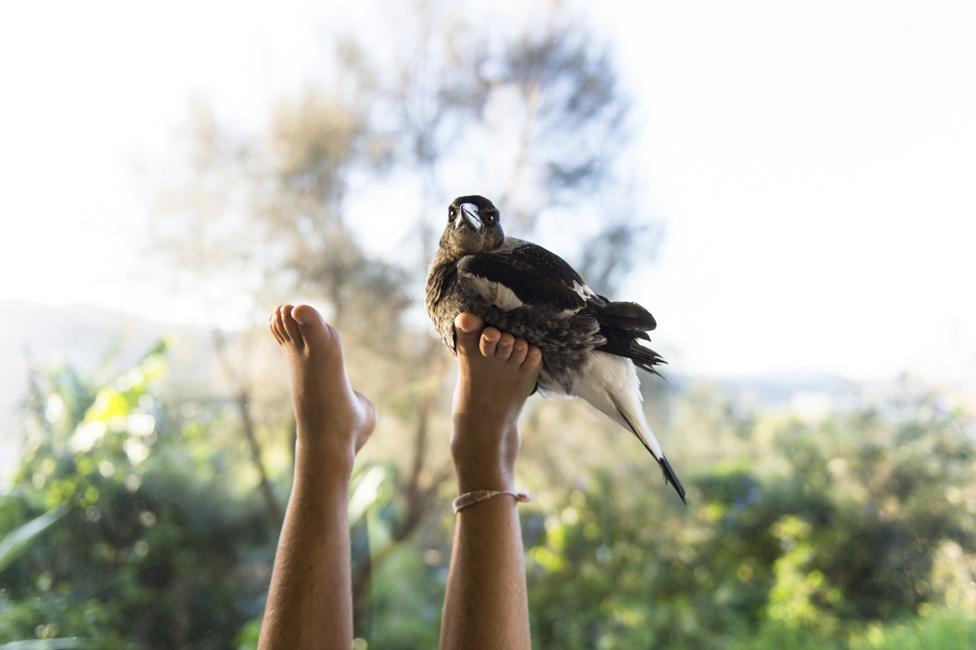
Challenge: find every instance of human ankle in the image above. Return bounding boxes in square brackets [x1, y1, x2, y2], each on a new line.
[453, 461, 515, 494]
[451, 427, 518, 492]
[295, 438, 355, 481]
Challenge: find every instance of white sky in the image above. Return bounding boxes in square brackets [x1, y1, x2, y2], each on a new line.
[1, 0, 974, 384]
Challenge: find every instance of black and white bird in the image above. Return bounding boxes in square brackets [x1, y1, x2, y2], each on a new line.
[425, 195, 686, 503]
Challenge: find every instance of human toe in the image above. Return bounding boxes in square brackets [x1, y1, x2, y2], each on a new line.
[479, 327, 501, 357]
[496, 332, 515, 360]
[269, 309, 284, 344]
[273, 306, 290, 342]
[292, 303, 322, 326]
[281, 305, 304, 347]
[509, 338, 529, 365]
[454, 313, 485, 355]
[523, 345, 543, 372]
[292, 304, 335, 346]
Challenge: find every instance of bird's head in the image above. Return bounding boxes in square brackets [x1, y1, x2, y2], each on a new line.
[439, 195, 504, 257]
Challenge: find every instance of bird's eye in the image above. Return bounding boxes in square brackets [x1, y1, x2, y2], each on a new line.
[484, 212, 495, 226]
[448, 206, 457, 222]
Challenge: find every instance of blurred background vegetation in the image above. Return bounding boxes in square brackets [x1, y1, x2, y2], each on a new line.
[2, 1, 975, 648]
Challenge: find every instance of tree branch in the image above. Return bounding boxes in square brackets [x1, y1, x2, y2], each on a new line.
[211, 329, 283, 524]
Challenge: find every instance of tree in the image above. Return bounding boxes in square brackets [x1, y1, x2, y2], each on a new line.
[149, 0, 652, 628]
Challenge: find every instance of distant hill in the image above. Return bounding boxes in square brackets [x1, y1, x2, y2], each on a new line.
[5, 299, 929, 484]
[715, 371, 863, 414]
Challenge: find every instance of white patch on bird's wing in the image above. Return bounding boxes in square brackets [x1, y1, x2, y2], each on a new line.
[461, 271, 524, 310]
[573, 351, 665, 459]
[571, 281, 597, 301]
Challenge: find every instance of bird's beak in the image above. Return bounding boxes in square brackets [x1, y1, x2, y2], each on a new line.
[457, 203, 482, 231]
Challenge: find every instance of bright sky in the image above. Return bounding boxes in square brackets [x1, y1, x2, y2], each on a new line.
[1, 0, 974, 384]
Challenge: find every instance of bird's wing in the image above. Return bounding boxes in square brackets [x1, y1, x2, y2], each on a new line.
[457, 238, 595, 312]
[459, 237, 665, 374]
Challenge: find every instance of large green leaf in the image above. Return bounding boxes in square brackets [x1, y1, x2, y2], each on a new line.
[0, 506, 68, 573]
[347, 465, 390, 525]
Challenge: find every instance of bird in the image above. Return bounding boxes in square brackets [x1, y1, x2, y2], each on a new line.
[425, 194, 686, 504]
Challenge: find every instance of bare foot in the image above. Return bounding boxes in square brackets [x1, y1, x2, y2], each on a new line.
[451, 312, 542, 492]
[269, 304, 376, 475]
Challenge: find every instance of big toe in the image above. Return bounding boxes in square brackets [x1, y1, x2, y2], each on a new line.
[454, 312, 485, 355]
[292, 304, 338, 351]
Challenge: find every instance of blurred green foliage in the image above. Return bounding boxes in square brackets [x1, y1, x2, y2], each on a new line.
[1, 345, 274, 648]
[521, 396, 976, 649]
[2, 347, 973, 649]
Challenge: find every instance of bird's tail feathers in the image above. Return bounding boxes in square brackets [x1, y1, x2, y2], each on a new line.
[609, 394, 687, 505]
[622, 341, 666, 377]
[594, 300, 657, 333]
[595, 306, 666, 377]
[657, 455, 687, 505]
[577, 352, 685, 504]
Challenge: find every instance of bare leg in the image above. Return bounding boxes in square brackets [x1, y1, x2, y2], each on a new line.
[440, 313, 541, 650]
[259, 304, 376, 650]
